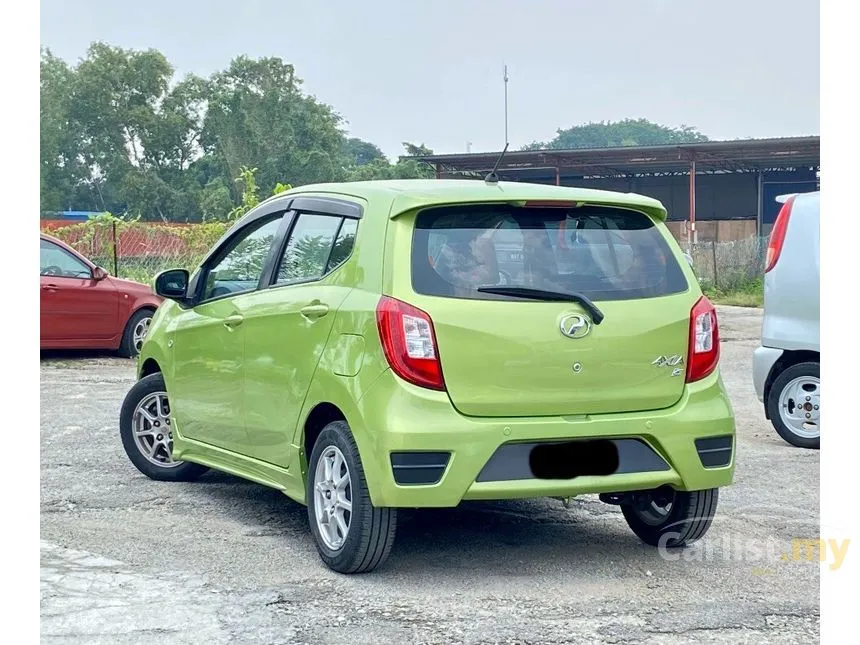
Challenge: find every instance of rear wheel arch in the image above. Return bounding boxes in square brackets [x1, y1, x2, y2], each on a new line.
[763, 350, 820, 417]
[297, 371, 387, 505]
[303, 402, 348, 466]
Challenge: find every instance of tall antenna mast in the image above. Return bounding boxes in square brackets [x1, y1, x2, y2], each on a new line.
[485, 64, 511, 184]
[503, 64, 509, 145]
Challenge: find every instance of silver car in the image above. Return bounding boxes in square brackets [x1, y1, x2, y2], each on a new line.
[752, 191, 820, 448]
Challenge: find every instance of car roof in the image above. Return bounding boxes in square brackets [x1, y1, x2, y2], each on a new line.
[776, 190, 819, 204]
[269, 179, 669, 221]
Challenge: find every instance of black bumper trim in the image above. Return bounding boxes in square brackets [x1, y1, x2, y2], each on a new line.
[694, 436, 734, 468]
[476, 438, 670, 483]
[391, 452, 451, 485]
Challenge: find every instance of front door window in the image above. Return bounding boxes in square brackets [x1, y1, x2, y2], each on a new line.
[201, 217, 284, 302]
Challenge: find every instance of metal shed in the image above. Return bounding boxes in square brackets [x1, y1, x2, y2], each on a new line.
[413, 136, 820, 243]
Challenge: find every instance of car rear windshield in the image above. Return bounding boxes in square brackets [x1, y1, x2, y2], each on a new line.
[411, 204, 688, 301]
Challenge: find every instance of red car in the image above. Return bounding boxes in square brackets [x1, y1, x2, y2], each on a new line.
[40, 233, 162, 356]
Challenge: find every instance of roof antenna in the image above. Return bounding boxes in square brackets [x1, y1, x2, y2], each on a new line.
[485, 64, 510, 184]
[484, 143, 509, 184]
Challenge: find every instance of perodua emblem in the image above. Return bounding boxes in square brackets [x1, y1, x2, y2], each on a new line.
[559, 314, 592, 339]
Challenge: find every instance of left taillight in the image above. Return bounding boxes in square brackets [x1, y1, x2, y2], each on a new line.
[376, 296, 445, 391]
[765, 195, 795, 272]
[686, 296, 720, 383]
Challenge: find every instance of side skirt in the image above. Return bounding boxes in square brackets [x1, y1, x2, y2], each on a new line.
[173, 431, 306, 505]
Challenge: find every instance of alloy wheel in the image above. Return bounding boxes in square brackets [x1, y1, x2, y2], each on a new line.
[313, 445, 353, 550]
[132, 391, 181, 468]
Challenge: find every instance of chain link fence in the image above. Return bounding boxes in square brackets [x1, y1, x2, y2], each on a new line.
[688, 236, 768, 291]
[41, 220, 228, 284]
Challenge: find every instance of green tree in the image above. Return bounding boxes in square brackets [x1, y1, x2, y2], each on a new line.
[40, 43, 437, 221]
[523, 118, 708, 150]
[40, 49, 86, 211]
[344, 143, 435, 181]
[201, 56, 346, 195]
[402, 141, 433, 157]
[41, 43, 208, 219]
[69, 43, 175, 212]
[341, 137, 386, 167]
[199, 179, 234, 221]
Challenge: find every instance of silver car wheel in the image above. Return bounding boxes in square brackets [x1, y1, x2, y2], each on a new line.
[778, 376, 820, 438]
[132, 391, 181, 468]
[132, 315, 152, 354]
[313, 445, 353, 550]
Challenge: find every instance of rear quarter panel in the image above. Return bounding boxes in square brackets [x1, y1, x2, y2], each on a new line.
[288, 193, 394, 496]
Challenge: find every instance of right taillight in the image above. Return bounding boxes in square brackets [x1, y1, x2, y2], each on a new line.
[765, 195, 796, 272]
[376, 296, 445, 391]
[686, 296, 720, 382]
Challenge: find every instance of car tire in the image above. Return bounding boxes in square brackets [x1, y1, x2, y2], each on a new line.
[119, 308, 155, 358]
[306, 420, 397, 574]
[621, 486, 718, 548]
[766, 361, 820, 449]
[119, 373, 209, 482]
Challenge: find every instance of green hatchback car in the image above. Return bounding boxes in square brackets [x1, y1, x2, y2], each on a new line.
[120, 179, 735, 573]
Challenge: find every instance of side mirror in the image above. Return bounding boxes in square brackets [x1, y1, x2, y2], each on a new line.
[154, 268, 190, 301]
[92, 266, 109, 281]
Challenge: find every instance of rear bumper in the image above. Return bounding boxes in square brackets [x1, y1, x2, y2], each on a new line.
[353, 368, 736, 508]
[753, 346, 784, 403]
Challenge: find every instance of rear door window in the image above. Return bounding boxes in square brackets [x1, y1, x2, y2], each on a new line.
[275, 214, 355, 285]
[326, 218, 358, 272]
[411, 204, 687, 301]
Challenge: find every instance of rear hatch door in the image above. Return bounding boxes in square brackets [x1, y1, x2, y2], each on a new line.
[409, 203, 695, 417]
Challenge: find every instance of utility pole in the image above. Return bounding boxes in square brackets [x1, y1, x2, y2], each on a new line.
[503, 64, 509, 145]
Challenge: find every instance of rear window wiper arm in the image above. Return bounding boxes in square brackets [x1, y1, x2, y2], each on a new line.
[476, 286, 605, 324]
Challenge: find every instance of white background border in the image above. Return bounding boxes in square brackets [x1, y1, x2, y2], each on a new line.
[13, 2, 847, 641]
[821, 0, 856, 641]
[4, 1, 40, 641]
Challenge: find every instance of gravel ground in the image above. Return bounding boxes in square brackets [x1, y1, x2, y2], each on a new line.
[40, 306, 820, 644]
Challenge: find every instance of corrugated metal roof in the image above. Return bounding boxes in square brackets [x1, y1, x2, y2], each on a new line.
[414, 136, 820, 177]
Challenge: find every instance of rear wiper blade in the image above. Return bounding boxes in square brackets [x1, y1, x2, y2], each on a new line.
[476, 286, 605, 324]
